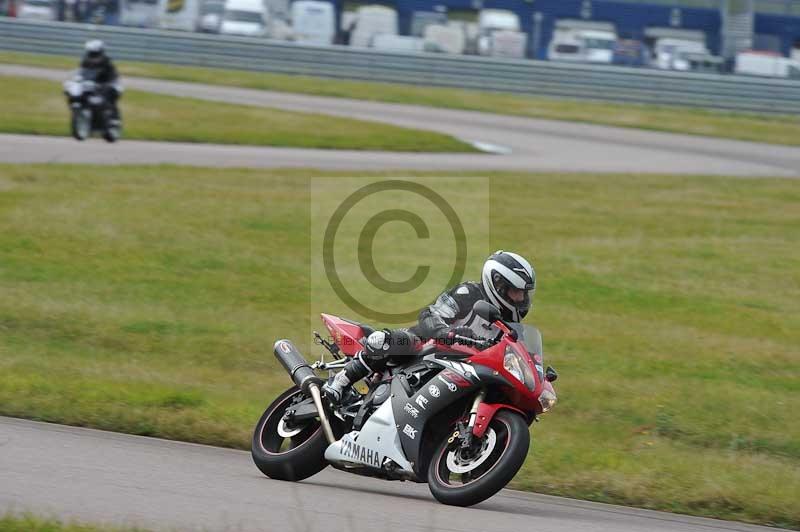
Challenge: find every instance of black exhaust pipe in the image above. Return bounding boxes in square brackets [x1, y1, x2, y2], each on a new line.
[273, 339, 335, 444]
[273, 339, 323, 394]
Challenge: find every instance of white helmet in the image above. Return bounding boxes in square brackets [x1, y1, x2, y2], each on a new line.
[84, 39, 105, 59]
[481, 250, 535, 322]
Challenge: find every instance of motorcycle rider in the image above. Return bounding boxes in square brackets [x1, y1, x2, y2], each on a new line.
[322, 250, 536, 404]
[79, 39, 121, 123]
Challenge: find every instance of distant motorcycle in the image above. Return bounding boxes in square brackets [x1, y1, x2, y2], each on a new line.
[252, 301, 559, 507]
[63, 69, 122, 142]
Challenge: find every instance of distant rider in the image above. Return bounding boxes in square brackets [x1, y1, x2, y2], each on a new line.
[322, 250, 536, 404]
[80, 39, 121, 124]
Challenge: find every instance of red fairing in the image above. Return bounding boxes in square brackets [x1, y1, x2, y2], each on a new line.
[473, 402, 527, 439]
[467, 341, 542, 415]
[450, 322, 556, 431]
[320, 313, 366, 356]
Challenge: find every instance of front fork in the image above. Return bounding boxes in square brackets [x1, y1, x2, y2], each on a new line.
[451, 389, 486, 449]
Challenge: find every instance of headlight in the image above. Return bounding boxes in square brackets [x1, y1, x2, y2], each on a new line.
[503, 346, 536, 391]
[538, 390, 557, 413]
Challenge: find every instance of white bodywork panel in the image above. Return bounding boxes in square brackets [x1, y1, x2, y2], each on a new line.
[324, 400, 413, 473]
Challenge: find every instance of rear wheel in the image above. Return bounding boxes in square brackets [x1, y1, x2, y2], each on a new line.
[71, 109, 90, 141]
[427, 410, 530, 507]
[251, 386, 332, 481]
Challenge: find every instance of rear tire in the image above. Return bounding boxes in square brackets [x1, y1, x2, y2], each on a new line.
[427, 410, 530, 507]
[251, 386, 332, 482]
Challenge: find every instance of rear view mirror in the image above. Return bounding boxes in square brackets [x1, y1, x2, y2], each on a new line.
[473, 300, 502, 323]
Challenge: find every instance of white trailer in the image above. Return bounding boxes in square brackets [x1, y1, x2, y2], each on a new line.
[423, 24, 466, 55]
[291, 0, 335, 45]
[159, 0, 200, 31]
[736, 51, 800, 79]
[120, 0, 161, 27]
[476, 9, 520, 56]
[350, 5, 398, 48]
[547, 19, 617, 64]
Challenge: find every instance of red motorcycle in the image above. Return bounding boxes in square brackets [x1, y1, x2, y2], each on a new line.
[251, 301, 558, 506]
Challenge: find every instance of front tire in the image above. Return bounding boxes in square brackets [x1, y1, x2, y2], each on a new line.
[102, 108, 121, 143]
[71, 109, 90, 141]
[251, 386, 331, 482]
[427, 410, 530, 507]
[103, 124, 120, 143]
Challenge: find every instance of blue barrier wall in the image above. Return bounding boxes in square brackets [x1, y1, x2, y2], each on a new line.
[756, 12, 800, 54]
[394, 0, 800, 59]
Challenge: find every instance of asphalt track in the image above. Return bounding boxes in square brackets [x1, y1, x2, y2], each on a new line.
[0, 417, 781, 532]
[1, 64, 799, 176]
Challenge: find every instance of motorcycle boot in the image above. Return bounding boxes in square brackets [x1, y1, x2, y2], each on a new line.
[322, 329, 421, 406]
[322, 356, 371, 406]
[322, 329, 393, 405]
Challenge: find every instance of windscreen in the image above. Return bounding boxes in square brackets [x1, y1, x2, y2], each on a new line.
[224, 9, 263, 23]
[79, 68, 100, 81]
[555, 44, 579, 54]
[585, 38, 615, 50]
[203, 2, 224, 14]
[509, 323, 543, 358]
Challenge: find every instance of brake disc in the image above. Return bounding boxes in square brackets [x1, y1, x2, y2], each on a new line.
[446, 428, 497, 473]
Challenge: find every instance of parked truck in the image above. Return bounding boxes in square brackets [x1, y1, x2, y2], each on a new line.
[159, 0, 200, 31]
[350, 5, 398, 48]
[17, 0, 55, 20]
[198, 0, 225, 32]
[476, 9, 525, 58]
[423, 23, 466, 55]
[120, 0, 161, 27]
[291, 0, 335, 45]
[547, 19, 617, 64]
[651, 38, 711, 71]
[735, 51, 800, 79]
[219, 0, 267, 36]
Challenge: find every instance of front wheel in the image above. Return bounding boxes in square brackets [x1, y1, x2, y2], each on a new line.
[427, 410, 530, 507]
[102, 109, 121, 143]
[102, 124, 120, 143]
[71, 108, 90, 141]
[251, 386, 331, 482]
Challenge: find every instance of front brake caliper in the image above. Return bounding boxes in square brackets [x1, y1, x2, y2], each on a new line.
[456, 420, 473, 449]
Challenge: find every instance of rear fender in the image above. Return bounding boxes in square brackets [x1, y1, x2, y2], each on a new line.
[472, 402, 528, 438]
[320, 313, 366, 356]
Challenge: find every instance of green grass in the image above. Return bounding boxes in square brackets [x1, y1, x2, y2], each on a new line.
[2, 50, 800, 146]
[0, 74, 474, 152]
[0, 514, 149, 532]
[0, 165, 799, 528]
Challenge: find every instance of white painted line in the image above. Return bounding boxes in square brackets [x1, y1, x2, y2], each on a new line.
[466, 140, 513, 155]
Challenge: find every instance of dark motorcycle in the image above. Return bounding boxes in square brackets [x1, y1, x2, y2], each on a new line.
[252, 301, 558, 506]
[63, 69, 121, 142]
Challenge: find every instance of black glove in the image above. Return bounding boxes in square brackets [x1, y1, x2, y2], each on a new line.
[449, 326, 475, 339]
[438, 326, 475, 345]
